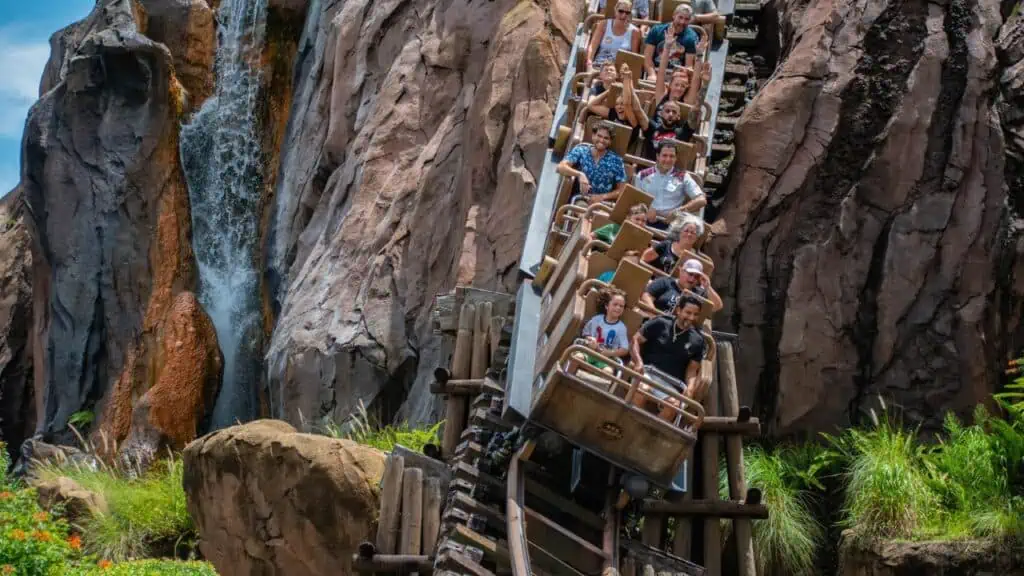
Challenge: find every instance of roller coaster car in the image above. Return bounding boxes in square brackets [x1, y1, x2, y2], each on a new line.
[532, 274, 709, 486]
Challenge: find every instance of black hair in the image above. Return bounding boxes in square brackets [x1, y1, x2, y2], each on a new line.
[675, 295, 703, 312]
[654, 140, 678, 155]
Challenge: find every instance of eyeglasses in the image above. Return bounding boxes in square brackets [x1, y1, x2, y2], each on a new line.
[617, 9, 630, 14]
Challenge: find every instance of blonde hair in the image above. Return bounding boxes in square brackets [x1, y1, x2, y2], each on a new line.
[616, 0, 634, 10]
[628, 203, 649, 217]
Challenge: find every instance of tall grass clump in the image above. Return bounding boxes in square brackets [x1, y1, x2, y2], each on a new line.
[36, 455, 194, 561]
[315, 400, 442, 454]
[825, 406, 937, 540]
[728, 445, 824, 576]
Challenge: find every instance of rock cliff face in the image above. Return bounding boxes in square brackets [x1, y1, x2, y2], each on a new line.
[264, 0, 573, 426]
[0, 193, 34, 459]
[22, 0, 205, 443]
[708, 0, 1016, 434]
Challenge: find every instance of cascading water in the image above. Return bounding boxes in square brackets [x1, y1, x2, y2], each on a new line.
[180, 0, 268, 429]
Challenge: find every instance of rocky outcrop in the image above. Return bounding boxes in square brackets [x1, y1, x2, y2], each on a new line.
[182, 419, 385, 575]
[0, 193, 34, 460]
[22, 0, 204, 442]
[136, 0, 217, 111]
[708, 0, 1014, 434]
[106, 291, 222, 466]
[997, 3, 1024, 209]
[35, 476, 108, 526]
[265, 0, 573, 427]
[839, 538, 1024, 576]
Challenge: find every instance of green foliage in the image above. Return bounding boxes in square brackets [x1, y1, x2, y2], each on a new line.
[726, 445, 825, 576]
[36, 457, 195, 561]
[65, 559, 218, 575]
[68, 412, 95, 430]
[316, 400, 442, 454]
[0, 488, 77, 576]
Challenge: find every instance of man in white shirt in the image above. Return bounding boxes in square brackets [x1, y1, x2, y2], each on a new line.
[633, 141, 706, 226]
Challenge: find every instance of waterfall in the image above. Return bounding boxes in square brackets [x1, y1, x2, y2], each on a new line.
[180, 0, 268, 429]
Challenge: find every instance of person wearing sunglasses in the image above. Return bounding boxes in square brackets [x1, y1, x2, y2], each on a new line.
[587, 1, 642, 70]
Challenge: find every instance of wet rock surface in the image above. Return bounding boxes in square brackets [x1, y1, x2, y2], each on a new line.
[708, 0, 1016, 434]
[182, 419, 385, 575]
[0, 193, 34, 461]
[265, 0, 573, 426]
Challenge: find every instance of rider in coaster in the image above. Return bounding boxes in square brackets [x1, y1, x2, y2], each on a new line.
[629, 295, 707, 420]
[640, 258, 723, 313]
[634, 141, 706, 227]
[577, 287, 631, 372]
[557, 122, 627, 205]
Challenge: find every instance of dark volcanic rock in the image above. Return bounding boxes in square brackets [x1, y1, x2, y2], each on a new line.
[839, 538, 1024, 576]
[708, 0, 1013, 434]
[22, 0, 198, 442]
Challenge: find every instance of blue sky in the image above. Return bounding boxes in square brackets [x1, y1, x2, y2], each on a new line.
[0, 0, 96, 195]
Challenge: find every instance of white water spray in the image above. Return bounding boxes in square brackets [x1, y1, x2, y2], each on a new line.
[180, 0, 268, 428]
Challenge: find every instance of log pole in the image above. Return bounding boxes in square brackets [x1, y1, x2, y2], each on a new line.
[720, 342, 756, 576]
[442, 303, 475, 458]
[702, 361, 721, 576]
[375, 455, 405, 554]
[400, 468, 424, 557]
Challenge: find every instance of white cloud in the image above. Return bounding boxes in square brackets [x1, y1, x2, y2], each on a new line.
[0, 28, 52, 138]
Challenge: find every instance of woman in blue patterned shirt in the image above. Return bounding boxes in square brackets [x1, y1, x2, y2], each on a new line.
[556, 123, 628, 205]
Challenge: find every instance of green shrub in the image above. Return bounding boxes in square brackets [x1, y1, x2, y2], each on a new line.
[824, 407, 937, 540]
[317, 401, 442, 454]
[66, 559, 218, 575]
[0, 488, 78, 575]
[36, 457, 195, 561]
[728, 445, 824, 576]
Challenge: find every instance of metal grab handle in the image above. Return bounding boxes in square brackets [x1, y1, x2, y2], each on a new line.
[561, 344, 706, 427]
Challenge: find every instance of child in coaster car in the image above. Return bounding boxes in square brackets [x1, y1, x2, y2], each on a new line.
[572, 287, 630, 374]
[591, 203, 650, 244]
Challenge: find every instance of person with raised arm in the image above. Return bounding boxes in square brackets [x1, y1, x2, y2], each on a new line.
[640, 258, 723, 313]
[587, 1, 641, 71]
[589, 61, 619, 99]
[556, 123, 628, 206]
[587, 64, 643, 151]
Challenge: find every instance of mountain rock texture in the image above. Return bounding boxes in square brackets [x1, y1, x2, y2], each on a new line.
[264, 0, 572, 426]
[709, 0, 1018, 434]
[21, 0, 204, 443]
[0, 194, 34, 459]
[182, 419, 384, 575]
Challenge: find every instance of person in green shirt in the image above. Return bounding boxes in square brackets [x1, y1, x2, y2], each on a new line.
[592, 203, 649, 244]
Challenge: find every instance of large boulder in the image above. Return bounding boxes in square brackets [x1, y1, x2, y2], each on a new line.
[0, 193, 34, 460]
[264, 0, 575, 427]
[35, 476, 108, 526]
[707, 0, 1016, 434]
[182, 419, 385, 575]
[22, 0, 200, 442]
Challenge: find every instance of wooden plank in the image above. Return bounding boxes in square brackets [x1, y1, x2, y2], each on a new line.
[507, 443, 531, 576]
[376, 455, 406, 554]
[702, 363, 722, 576]
[524, 476, 605, 531]
[699, 416, 760, 436]
[400, 468, 424, 556]
[436, 548, 497, 576]
[352, 554, 434, 574]
[451, 524, 510, 567]
[528, 540, 587, 576]
[393, 445, 450, 496]
[442, 303, 475, 458]
[719, 342, 756, 576]
[525, 506, 609, 560]
[641, 499, 769, 519]
[422, 478, 443, 555]
[472, 302, 492, 378]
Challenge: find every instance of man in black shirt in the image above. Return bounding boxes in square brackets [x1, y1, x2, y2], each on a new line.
[629, 295, 707, 419]
[640, 100, 693, 159]
[640, 258, 723, 313]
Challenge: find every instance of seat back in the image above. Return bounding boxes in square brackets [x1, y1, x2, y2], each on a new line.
[610, 257, 653, 307]
[608, 184, 655, 224]
[669, 139, 699, 172]
[614, 50, 646, 79]
[607, 220, 653, 261]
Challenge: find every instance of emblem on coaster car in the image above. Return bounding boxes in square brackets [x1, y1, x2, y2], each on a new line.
[599, 422, 623, 439]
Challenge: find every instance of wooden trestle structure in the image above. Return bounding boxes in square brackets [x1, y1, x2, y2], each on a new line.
[352, 0, 772, 573]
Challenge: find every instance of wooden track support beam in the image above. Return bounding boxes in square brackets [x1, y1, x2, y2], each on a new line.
[442, 303, 475, 458]
[720, 341, 756, 576]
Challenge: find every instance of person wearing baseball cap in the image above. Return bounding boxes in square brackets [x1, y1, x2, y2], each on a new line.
[640, 258, 722, 313]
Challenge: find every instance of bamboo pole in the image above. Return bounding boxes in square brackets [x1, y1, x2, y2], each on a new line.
[702, 362, 721, 576]
[422, 477, 443, 555]
[400, 468, 424, 557]
[472, 301, 492, 378]
[375, 455, 406, 554]
[442, 303, 475, 458]
[720, 342, 755, 576]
